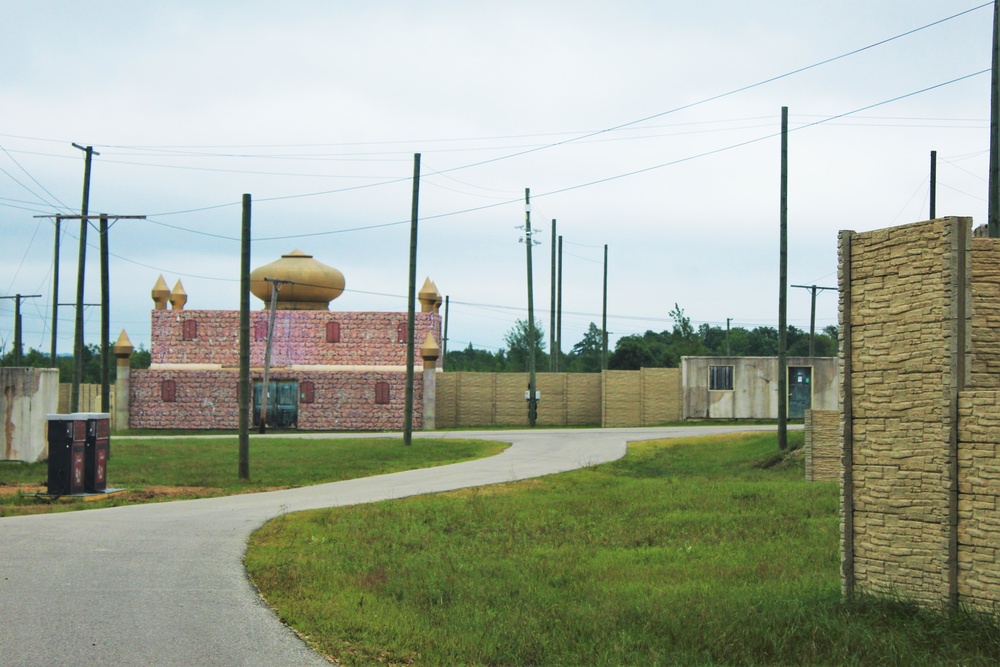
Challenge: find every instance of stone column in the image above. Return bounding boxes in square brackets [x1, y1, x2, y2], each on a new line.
[420, 333, 440, 430]
[113, 330, 134, 431]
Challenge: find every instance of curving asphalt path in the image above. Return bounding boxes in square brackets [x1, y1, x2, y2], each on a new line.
[0, 425, 783, 666]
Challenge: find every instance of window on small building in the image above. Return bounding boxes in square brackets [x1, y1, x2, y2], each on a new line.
[161, 379, 177, 402]
[709, 365, 734, 391]
[182, 319, 197, 341]
[396, 321, 408, 344]
[326, 321, 341, 343]
[375, 381, 390, 405]
[254, 321, 267, 341]
[300, 380, 315, 404]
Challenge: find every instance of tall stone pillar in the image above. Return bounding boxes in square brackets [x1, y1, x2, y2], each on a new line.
[113, 330, 134, 431]
[420, 333, 440, 430]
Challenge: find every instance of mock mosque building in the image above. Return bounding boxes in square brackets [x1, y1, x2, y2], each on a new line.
[121, 250, 443, 430]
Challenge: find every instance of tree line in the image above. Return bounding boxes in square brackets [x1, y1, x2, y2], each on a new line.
[0, 342, 152, 383]
[445, 305, 838, 372]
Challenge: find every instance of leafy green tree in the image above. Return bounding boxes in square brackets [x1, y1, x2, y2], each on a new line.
[444, 343, 507, 372]
[565, 322, 604, 372]
[503, 319, 547, 372]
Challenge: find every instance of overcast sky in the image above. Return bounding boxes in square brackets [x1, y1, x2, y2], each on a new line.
[1, 1, 992, 359]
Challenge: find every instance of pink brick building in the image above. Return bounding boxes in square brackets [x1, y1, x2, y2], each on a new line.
[123, 251, 442, 431]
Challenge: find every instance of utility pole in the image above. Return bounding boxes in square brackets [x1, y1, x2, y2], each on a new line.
[549, 219, 557, 372]
[71, 143, 97, 413]
[50, 216, 65, 367]
[726, 317, 732, 356]
[990, 0, 999, 237]
[791, 284, 837, 356]
[557, 235, 563, 373]
[257, 279, 290, 434]
[520, 188, 539, 427]
[930, 150, 937, 219]
[1, 294, 41, 365]
[778, 106, 789, 451]
[403, 153, 421, 446]
[238, 194, 251, 480]
[442, 295, 449, 371]
[37, 212, 145, 411]
[601, 244, 608, 370]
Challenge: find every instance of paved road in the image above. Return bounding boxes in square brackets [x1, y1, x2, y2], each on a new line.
[0, 425, 782, 666]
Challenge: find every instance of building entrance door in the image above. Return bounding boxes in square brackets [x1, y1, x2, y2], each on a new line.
[787, 367, 812, 419]
[253, 380, 299, 428]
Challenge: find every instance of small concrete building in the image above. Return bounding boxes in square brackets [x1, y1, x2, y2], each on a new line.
[123, 250, 443, 430]
[1, 367, 59, 461]
[681, 356, 838, 420]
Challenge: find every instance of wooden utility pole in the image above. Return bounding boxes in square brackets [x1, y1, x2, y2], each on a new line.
[522, 188, 538, 427]
[1, 294, 41, 365]
[990, 0, 999, 237]
[71, 143, 97, 412]
[442, 295, 449, 371]
[791, 284, 836, 356]
[557, 235, 563, 372]
[404, 153, 421, 446]
[601, 244, 608, 370]
[238, 194, 251, 480]
[930, 150, 938, 219]
[549, 220, 557, 372]
[257, 279, 289, 434]
[778, 106, 789, 451]
[726, 317, 732, 356]
[50, 216, 64, 367]
[36, 212, 145, 410]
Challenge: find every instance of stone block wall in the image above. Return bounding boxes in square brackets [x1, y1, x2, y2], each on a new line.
[602, 368, 682, 428]
[970, 238, 1000, 388]
[150, 310, 440, 368]
[957, 390, 1000, 608]
[435, 372, 602, 428]
[840, 218, 968, 606]
[130, 368, 418, 431]
[2, 368, 59, 462]
[804, 409, 839, 482]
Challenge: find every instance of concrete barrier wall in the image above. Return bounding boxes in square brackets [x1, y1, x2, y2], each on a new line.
[839, 216, 1000, 611]
[804, 409, 839, 482]
[2, 368, 59, 462]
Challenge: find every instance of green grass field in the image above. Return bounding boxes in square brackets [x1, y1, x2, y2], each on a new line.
[246, 432, 1000, 666]
[0, 436, 506, 516]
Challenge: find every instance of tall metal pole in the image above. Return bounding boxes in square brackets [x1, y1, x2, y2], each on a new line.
[238, 194, 251, 480]
[778, 107, 789, 450]
[549, 219, 557, 372]
[50, 216, 62, 367]
[99, 214, 110, 412]
[442, 295, 449, 371]
[990, 0, 1000, 237]
[726, 317, 732, 356]
[404, 153, 421, 446]
[601, 244, 608, 370]
[557, 235, 563, 372]
[525, 188, 538, 427]
[258, 279, 284, 434]
[930, 150, 937, 219]
[71, 143, 96, 412]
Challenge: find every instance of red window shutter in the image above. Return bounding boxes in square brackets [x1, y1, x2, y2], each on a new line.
[182, 320, 197, 341]
[375, 381, 390, 405]
[255, 321, 267, 341]
[300, 381, 315, 404]
[161, 379, 176, 402]
[396, 322, 407, 344]
[326, 321, 341, 343]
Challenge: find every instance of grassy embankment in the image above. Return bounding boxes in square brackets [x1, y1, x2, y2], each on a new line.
[0, 436, 506, 516]
[247, 432, 1000, 666]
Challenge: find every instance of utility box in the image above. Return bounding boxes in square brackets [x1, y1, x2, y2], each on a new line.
[82, 412, 110, 493]
[47, 414, 86, 495]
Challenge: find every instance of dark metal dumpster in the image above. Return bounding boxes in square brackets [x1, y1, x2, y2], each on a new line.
[47, 414, 86, 495]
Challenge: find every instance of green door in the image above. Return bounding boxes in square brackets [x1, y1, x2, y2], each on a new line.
[252, 380, 299, 428]
[787, 367, 812, 419]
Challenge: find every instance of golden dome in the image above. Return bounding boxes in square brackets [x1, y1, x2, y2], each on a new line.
[249, 250, 346, 310]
